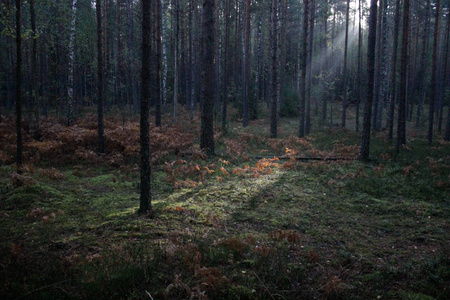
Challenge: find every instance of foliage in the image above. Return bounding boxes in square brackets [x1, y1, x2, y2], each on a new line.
[0, 113, 449, 299]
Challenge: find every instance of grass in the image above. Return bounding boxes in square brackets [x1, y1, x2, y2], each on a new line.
[0, 108, 449, 299]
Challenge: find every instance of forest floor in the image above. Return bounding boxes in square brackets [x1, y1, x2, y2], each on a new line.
[0, 108, 449, 299]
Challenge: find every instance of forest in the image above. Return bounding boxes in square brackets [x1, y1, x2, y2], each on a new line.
[0, 0, 449, 299]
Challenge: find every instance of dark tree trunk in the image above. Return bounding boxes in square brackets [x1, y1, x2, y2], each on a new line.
[15, 0, 23, 173]
[396, 0, 410, 153]
[173, 0, 179, 122]
[356, 0, 363, 132]
[306, 0, 315, 134]
[200, 0, 215, 155]
[270, 0, 278, 138]
[67, 0, 77, 126]
[360, 0, 377, 161]
[415, 0, 431, 128]
[341, 0, 350, 128]
[155, 0, 162, 127]
[427, 0, 440, 144]
[97, 0, 105, 154]
[30, 0, 39, 130]
[127, 0, 137, 111]
[322, 0, 328, 123]
[372, 0, 383, 131]
[139, 0, 153, 215]
[222, 0, 231, 131]
[242, 0, 250, 127]
[299, 0, 308, 138]
[387, 0, 401, 141]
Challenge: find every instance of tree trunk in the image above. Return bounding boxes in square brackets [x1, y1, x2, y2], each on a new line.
[127, 0, 137, 112]
[277, 0, 288, 121]
[30, 0, 39, 130]
[67, 0, 77, 126]
[97, 0, 105, 153]
[415, 0, 431, 128]
[15, 0, 23, 172]
[162, 0, 168, 113]
[270, 0, 278, 138]
[322, 0, 328, 123]
[371, 0, 382, 131]
[139, 0, 153, 215]
[360, 0, 377, 161]
[222, 0, 231, 131]
[299, 0, 308, 137]
[173, 0, 179, 122]
[356, 0, 363, 132]
[242, 0, 250, 127]
[306, 0, 315, 134]
[396, 0, 410, 153]
[427, 0, 440, 144]
[214, 0, 221, 116]
[155, 0, 162, 127]
[200, 0, 215, 155]
[387, 0, 401, 141]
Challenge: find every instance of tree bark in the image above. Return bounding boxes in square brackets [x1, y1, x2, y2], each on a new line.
[427, 0, 440, 144]
[299, 0, 308, 138]
[139, 0, 153, 215]
[372, 0, 383, 131]
[396, 0, 410, 153]
[415, 0, 431, 128]
[387, 0, 401, 141]
[173, 0, 179, 122]
[97, 0, 105, 153]
[270, 0, 278, 138]
[341, 0, 350, 128]
[242, 0, 250, 127]
[155, 0, 162, 127]
[200, 0, 215, 155]
[222, 0, 231, 131]
[30, 0, 39, 130]
[67, 0, 78, 126]
[15, 0, 23, 173]
[360, 0, 377, 161]
[306, 0, 315, 134]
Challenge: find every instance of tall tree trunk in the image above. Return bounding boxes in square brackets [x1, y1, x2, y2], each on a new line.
[242, 0, 250, 127]
[30, 0, 39, 130]
[360, 0, 377, 161]
[173, 0, 179, 122]
[299, 0, 308, 137]
[200, 0, 215, 155]
[277, 0, 288, 120]
[356, 0, 363, 132]
[372, 0, 382, 131]
[155, 0, 162, 127]
[97, 0, 105, 153]
[306, 0, 315, 134]
[341, 0, 350, 128]
[427, 0, 440, 144]
[127, 0, 137, 112]
[139, 0, 152, 215]
[222, 0, 231, 131]
[214, 0, 221, 116]
[415, 0, 431, 128]
[67, 0, 77, 126]
[442, 13, 450, 139]
[438, 12, 449, 132]
[162, 0, 168, 113]
[322, 0, 328, 123]
[396, 0, 410, 153]
[270, 0, 278, 138]
[387, 0, 401, 141]
[15, 0, 23, 172]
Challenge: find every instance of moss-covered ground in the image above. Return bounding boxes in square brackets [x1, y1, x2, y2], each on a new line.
[0, 110, 449, 299]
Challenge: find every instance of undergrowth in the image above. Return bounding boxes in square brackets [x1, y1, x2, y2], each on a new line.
[0, 109, 449, 299]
